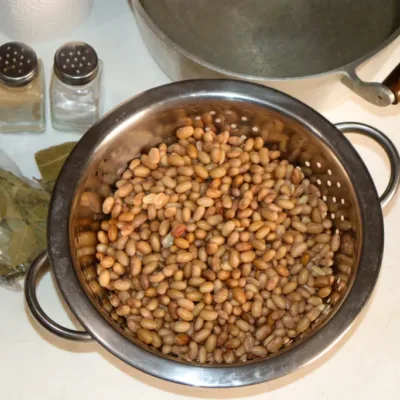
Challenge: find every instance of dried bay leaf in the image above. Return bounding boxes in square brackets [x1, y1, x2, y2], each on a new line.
[0, 222, 12, 271]
[0, 167, 47, 281]
[6, 219, 27, 231]
[11, 185, 50, 223]
[0, 178, 23, 221]
[31, 220, 47, 248]
[35, 142, 77, 192]
[1, 142, 76, 287]
[7, 223, 39, 268]
[0, 187, 6, 221]
[41, 181, 55, 194]
[0, 168, 31, 189]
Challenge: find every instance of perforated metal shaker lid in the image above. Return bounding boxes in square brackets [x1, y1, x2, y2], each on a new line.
[0, 42, 38, 87]
[54, 42, 99, 86]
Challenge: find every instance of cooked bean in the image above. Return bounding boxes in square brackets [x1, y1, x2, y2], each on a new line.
[251, 346, 268, 357]
[255, 325, 272, 341]
[140, 319, 157, 330]
[199, 282, 214, 293]
[272, 294, 286, 310]
[186, 290, 203, 302]
[290, 242, 308, 258]
[236, 319, 250, 332]
[137, 328, 153, 344]
[263, 249, 276, 262]
[177, 298, 195, 311]
[192, 329, 211, 343]
[188, 341, 199, 360]
[240, 251, 256, 263]
[176, 181, 192, 193]
[213, 288, 229, 304]
[176, 126, 194, 139]
[222, 221, 236, 237]
[208, 166, 226, 180]
[162, 176, 176, 189]
[283, 281, 298, 294]
[174, 321, 191, 333]
[130, 258, 142, 277]
[251, 300, 263, 318]
[167, 289, 185, 300]
[255, 226, 271, 240]
[224, 338, 240, 349]
[276, 199, 295, 210]
[232, 288, 246, 305]
[199, 346, 208, 363]
[306, 307, 322, 322]
[169, 154, 185, 167]
[307, 223, 324, 234]
[314, 276, 330, 288]
[137, 241, 152, 255]
[200, 309, 218, 321]
[297, 268, 309, 285]
[174, 237, 190, 249]
[266, 337, 283, 353]
[317, 286, 332, 298]
[114, 280, 131, 291]
[282, 315, 295, 329]
[100, 256, 115, 269]
[176, 252, 194, 263]
[177, 308, 194, 321]
[193, 164, 209, 179]
[197, 197, 214, 207]
[297, 317, 311, 333]
[99, 270, 110, 287]
[116, 183, 133, 198]
[205, 334, 217, 353]
[116, 250, 129, 267]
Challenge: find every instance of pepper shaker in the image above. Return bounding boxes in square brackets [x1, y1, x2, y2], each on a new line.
[0, 42, 45, 133]
[50, 41, 103, 133]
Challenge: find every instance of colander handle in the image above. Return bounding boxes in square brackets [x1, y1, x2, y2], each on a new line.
[335, 122, 400, 208]
[25, 251, 93, 342]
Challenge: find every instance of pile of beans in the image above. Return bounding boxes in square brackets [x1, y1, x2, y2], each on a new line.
[94, 123, 343, 364]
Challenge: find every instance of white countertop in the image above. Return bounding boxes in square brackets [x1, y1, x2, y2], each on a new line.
[1, 1, 400, 399]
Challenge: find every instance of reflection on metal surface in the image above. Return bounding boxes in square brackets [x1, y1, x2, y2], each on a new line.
[140, 0, 400, 78]
[132, 0, 400, 107]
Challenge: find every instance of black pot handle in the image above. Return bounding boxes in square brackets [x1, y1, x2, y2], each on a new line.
[335, 122, 400, 208]
[340, 61, 400, 107]
[340, 69, 396, 107]
[25, 251, 92, 341]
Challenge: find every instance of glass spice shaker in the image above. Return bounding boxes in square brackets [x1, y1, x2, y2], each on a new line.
[0, 42, 45, 133]
[50, 41, 103, 133]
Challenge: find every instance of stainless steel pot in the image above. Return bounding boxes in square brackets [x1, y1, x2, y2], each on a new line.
[132, 0, 400, 108]
[25, 80, 399, 387]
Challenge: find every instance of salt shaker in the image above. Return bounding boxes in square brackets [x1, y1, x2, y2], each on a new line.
[0, 42, 45, 133]
[50, 41, 103, 133]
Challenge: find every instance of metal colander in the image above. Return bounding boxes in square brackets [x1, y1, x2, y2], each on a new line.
[25, 80, 399, 387]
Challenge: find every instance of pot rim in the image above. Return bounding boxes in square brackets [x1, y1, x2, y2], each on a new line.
[131, 0, 400, 82]
[48, 79, 383, 387]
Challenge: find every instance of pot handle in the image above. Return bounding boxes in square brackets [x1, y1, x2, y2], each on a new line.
[340, 69, 396, 107]
[25, 251, 93, 341]
[335, 122, 400, 208]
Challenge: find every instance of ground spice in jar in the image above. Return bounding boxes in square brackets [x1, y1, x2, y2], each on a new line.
[0, 42, 45, 133]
